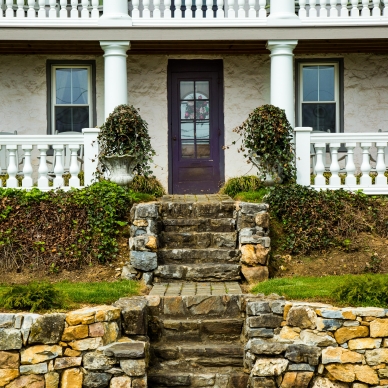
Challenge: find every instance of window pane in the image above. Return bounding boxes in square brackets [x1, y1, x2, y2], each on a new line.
[180, 81, 195, 100]
[303, 66, 318, 102]
[72, 69, 88, 104]
[302, 103, 336, 132]
[196, 101, 210, 120]
[55, 106, 89, 133]
[56, 69, 72, 105]
[319, 66, 335, 101]
[181, 101, 195, 120]
[195, 81, 209, 99]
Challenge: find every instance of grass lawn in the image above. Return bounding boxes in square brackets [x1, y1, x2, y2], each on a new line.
[0, 280, 142, 312]
[251, 274, 388, 307]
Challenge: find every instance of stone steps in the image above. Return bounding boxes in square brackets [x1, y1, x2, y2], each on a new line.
[153, 264, 241, 282]
[157, 248, 241, 265]
[160, 231, 237, 249]
[162, 218, 236, 233]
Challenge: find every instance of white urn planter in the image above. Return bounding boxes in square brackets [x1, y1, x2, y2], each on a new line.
[250, 153, 283, 186]
[101, 155, 137, 186]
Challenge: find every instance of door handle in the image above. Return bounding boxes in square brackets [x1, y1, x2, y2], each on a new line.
[173, 137, 177, 141]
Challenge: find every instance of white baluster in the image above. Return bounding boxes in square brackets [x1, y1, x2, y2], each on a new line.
[49, 0, 57, 18]
[53, 145, 65, 188]
[216, 0, 224, 17]
[258, 0, 266, 18]
[28, 0, 35, 18]
[205, 0, 212, 17]
[314, 143, 326, 186]
[375, 142, 387, 186]
[185, 0, 192, 18]
[228, 0, 235, 17]
[6, 0, 13, 18]
[340, 0, 348, 17]
[329, 143, 341, 186]
[360, 142, 372, 186]
[69, 145, 81, 187]
[238, 0, 245, 18]
[22, 145, 33, 188]
[361, 0, 370, 16]
[154, 0, 161, 18]
[384, 0, 388, 16]
[71, 0, 78, 18]
[132, 0, 139, 18]
[81, 0, 89, 18]
[37, 145, 49, 188]
[372, 0, 380, 16]
[319, 0, 328, 17]
[351, 0, 359, 17]
[0, 0, 3, 19]
[330, 0, 337, 16]
[299, 0, 306, 18]
[6, 146, 18, 188]
[143, 0, 150, 18]
[165, 0, 172, 17]
[248, 0, 255, 17]
[91, 0, 99, 18]
[38, 0, 45, 17]
[60, 0, 67, 17]
[17, 0, 24, 18]
[193, 0, 198, 18]
[175, 0, 182, 17]
[345, 143, 357, 186]
[309, 0, 317, 17]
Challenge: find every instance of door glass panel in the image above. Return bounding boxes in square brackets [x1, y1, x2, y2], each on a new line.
[180, 81, 195, 100]
[195, 81, 209, 99]
[196, 101, 210, 120]
[181, 121, 195, 139]
[181, 140, 195, 158]
[181, 101, 195, 120]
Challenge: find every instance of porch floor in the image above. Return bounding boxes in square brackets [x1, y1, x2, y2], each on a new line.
[149, 282, 242, 296]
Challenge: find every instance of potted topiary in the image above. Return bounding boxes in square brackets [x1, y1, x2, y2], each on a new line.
[233, 104, 296, 185]
[98, 104, 156, 186]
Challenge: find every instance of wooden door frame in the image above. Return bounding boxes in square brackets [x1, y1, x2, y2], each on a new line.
[167, 59, 225, 194]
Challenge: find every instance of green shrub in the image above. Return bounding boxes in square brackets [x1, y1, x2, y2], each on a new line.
[0, 282, 66, 312]
[333, 276, 388, 307]
[220, 176, 263, 197]
[129, 175, 165, 197]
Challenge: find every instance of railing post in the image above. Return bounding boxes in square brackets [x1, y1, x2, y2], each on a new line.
[294, 127, 312, 186]
[83, 128, 100, 187]
[99, 0, 132, 25]
[267, 0, 300, 24]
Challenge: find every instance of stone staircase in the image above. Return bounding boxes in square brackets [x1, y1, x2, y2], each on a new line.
[147, 283, 248, 388]
[153, 195, 242, 283]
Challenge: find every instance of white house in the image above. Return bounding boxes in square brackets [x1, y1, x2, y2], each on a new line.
[1, 0, 388, 194]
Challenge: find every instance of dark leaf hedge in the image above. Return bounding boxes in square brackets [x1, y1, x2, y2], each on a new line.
[0, 181, 153, 270]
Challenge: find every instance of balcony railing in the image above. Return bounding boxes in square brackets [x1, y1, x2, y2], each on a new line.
[1, 0, 388, 26]
[295, 128, 388, 195]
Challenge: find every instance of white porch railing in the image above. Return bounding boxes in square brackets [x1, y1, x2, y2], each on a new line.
[0, 128, 99, 190]
[295, 127, 388, 194]
[1, 0, 388, 26]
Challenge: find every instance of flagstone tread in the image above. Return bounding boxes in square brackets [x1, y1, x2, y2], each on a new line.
[149, 282, 242, 296]
[162, 218, 236, 232]
[160, 231, 237, 249]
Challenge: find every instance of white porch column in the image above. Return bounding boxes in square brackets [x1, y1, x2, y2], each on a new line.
[99, 0, 132, 26]
[267, 0, 301, 24]
[266, 40, 298, 127]
[100, 41, 130, 119]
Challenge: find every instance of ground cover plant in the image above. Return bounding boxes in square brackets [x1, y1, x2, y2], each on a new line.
[0, 180, 156, 271]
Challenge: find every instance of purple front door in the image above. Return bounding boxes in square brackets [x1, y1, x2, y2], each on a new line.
[168, 60, 224, 194]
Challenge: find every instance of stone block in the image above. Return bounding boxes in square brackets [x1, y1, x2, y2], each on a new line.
[348, 337, 382, 350]
[250, 377, 276, 388]
[82, 371, 112, 388]
[20, 362, 48, 375]
[20, 314, 40, 345]
[89, 322, 106, 337]
[285, 344, 321, 365]
[45, 372, 59, 388]
[287, 306, 317, 329]
[325, 364, 355, 382]
[239, 202, 268, 216]
[270, 300, 286, 315]
[280, 372, 313, 388]
[241, 265, 269, 284]
[21, 345, 62, 364]
[143, 272, 153, 285]
[110, 376, 132, 388]
[370, 318, 388, 337]
[134, 203, 159, 219]
[28, 314, 66, 345]
[300, 330, 337, 347]
[190, 373, 216, 387]
[0, 351, 19, 369]
[130, 250, 158, 271]
[240, 244, 269, 266]
[121, 265, 139, 280]
[354, 365, 379, 385]
[278, 326, 300, 341]
[64, 348, 81, 357]
[100, 341, 146, 359]
[251, 358, 288, 376]
[0, 329, 22, 350]
[5, 374, 45, 388]
[54, 357, 82, 370]
[321, 347, 363, 364]
[249, 338, 288, 355]
[255, 212, 270, 228]
[61, 325, 89, 341]
[247, 328, 274, 338]
[61, 368, 83, 388]
[201, 319, 243, 336]
[133, 219, 148, 227]
[334, 326, 369, 344]
[120, 359, 146, 377]
[83, 352, 116, 370]
[0, 369, 19, 386]
[239, 227, 266, 244]
[379, 368, 388, 378]
[316, 318, 343, 331]
[114, 297, 147, 335]
[247, 301, 271, 316]
[288, 363, 315, 372]
[0, 314, 15, 328]
[184, 295, 226, 316]
[237, 213, 256, 229]
[365, 348, 388, 365]
[132, 376, 147, 388]
[69, 337, 103, 351]
[66, 306, 120, 326]
[351, 307, 385, 317]
[310, 377, 350, 388]
[129, 234, 158, 252]
[148, 374, 191, 386]
[248, 314, 283, 329]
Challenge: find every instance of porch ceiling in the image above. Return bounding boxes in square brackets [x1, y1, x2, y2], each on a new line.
[0, 39, 388, 55]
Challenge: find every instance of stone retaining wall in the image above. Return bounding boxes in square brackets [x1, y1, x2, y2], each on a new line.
[0, 298, 149, 388]
[245, 296, 388, 388]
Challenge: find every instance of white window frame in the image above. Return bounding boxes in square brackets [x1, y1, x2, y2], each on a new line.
[298, 61, 340, 133]
[51, 65, 93, 133]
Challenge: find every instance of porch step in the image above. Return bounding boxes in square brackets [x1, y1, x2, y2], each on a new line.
[153, 264, 241, 282]
[162, 218, 236, 233]
[157, 248, 241, 265]
[160, 231, 237, 249]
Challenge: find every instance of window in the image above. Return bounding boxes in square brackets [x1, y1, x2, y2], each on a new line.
[47, 61, 96, 134]
[296, 60, 343, 133]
